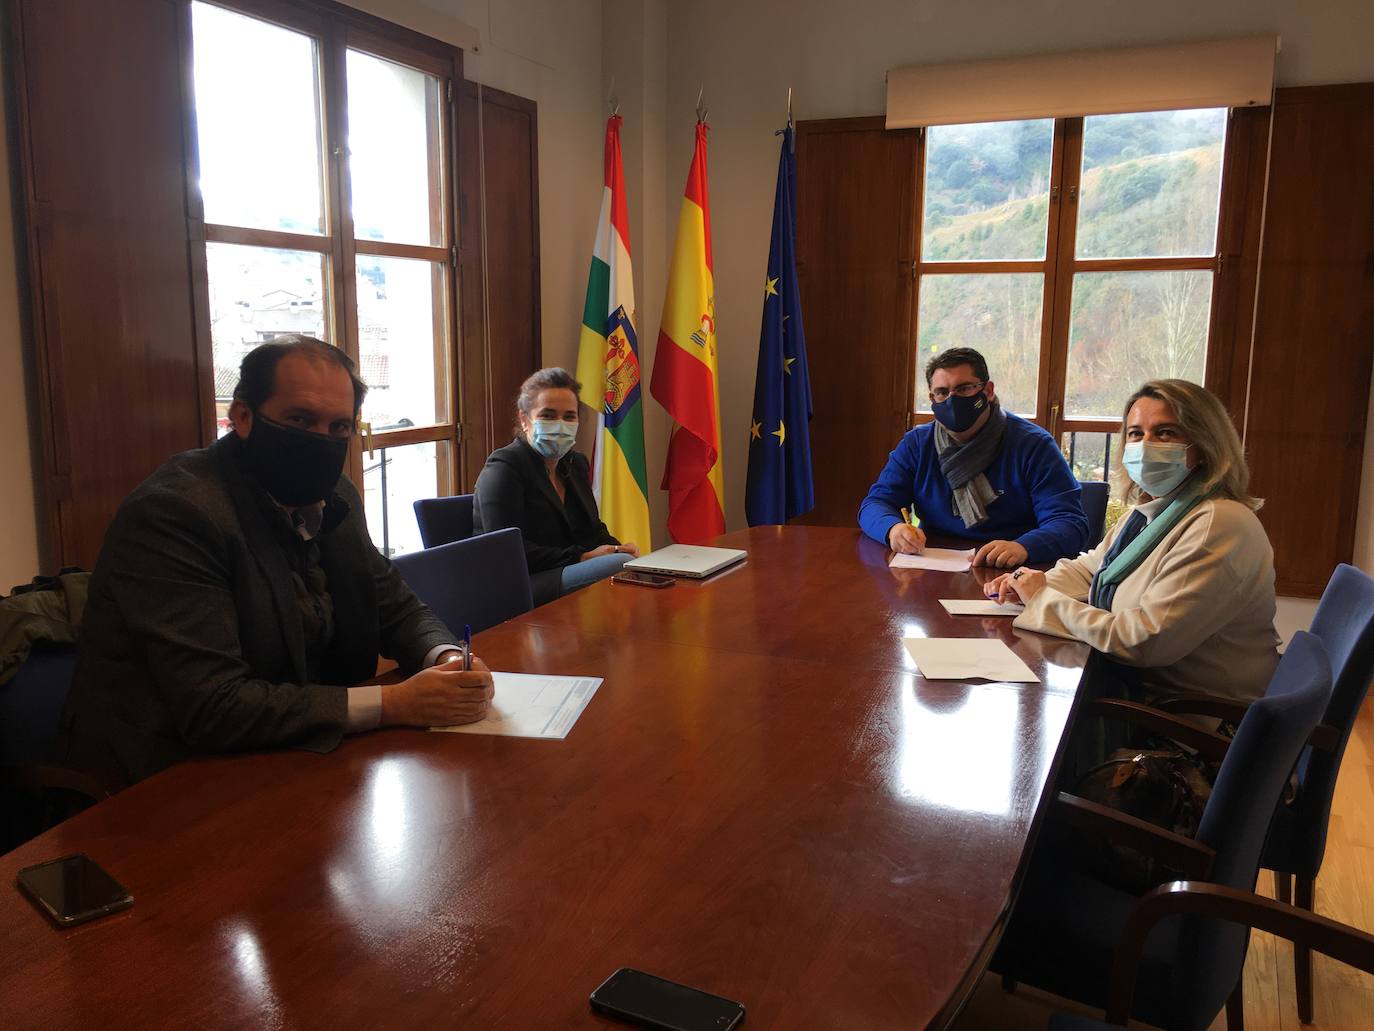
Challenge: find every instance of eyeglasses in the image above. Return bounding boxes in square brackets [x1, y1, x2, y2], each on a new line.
[929, 381, 985, 403]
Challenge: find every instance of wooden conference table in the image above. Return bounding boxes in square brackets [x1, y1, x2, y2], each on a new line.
[0, 526, 1089, 1029]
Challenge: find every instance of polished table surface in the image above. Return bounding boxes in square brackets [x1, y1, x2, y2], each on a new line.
[0, 526, 1088, 1029]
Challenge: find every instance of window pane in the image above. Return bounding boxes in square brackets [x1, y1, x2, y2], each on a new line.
[207, 243, 329, 436]
[346, 50, 444, 246]
[364, 441, 449, 558]
[916, 274, 1044, 416]
[1064, 271, 1213, 419]
[922, 119, 1055, 261]
[357, 256, 450, 428]
[191, 3, 325, 234]
[1059, 431, 1116, 482]
[1076, 109, 1227, 259]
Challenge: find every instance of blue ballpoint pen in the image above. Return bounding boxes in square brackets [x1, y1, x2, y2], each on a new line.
[462, 623, 473, 671]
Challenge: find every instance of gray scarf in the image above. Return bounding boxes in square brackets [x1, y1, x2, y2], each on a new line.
[934, 401, 1007, 529]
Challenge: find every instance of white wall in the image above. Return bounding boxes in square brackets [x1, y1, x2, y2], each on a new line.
[662, 0, 1374, 555]
[440, 0, 606, 373]
[0, 43, 42, 590]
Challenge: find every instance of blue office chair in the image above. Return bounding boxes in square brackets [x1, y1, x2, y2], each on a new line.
[1, 643, 108, 850]
[1156, 562, 1374, 1023]
[1048, 880, 1374, 1030]
[391, 527, 533, 636]
[413, 494, 476, 549]
[1, 642, 78, 765]
[1078, 480, 1110, 549]
[992, 632, 1333, 1031]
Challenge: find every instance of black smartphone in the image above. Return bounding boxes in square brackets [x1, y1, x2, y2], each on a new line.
[611, 571, 675, 588]
[590, 968, 744, 1031]
[17, 854, 133, 928]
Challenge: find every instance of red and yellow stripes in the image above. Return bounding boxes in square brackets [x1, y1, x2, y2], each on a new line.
[650, 121, 726, 543]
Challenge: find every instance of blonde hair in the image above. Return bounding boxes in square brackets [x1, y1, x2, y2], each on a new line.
[1115, 379, 1262, 511]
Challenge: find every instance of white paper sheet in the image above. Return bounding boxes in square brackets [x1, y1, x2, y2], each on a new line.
[431, 672, 603, 739]
[888, 547, 974, 572]
[902, 638, 1039, 683]
[939, 599, 1025, 617]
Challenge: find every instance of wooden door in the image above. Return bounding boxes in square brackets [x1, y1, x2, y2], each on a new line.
[794, 117, 919, 528]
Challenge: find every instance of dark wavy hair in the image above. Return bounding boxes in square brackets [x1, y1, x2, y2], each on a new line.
[924, 346, 990, 387]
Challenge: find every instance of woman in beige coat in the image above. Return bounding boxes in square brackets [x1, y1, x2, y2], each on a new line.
[984, 379, 1280, 707]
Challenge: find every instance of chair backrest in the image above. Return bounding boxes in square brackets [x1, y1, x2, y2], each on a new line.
[0, 643, 79, 765]
[1267, 563, 1374, 877]
[391, 527, 533, 636]
[413, 494, 476, 549]
[1174, 631, 1333, 1028]
[1078, 480, 1110, 549]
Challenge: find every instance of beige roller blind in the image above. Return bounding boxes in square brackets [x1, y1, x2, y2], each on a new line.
[886, 36, 1276, 128]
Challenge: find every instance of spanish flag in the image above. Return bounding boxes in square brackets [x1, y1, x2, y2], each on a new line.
[575, 115, 651, 550]
[651, 121, 726, 543]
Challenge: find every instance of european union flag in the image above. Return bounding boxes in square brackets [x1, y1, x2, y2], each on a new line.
[745, 125, 813, 526]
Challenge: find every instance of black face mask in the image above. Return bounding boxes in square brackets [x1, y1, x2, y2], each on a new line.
[931, 390, 989, 433]
[240, 412, 349, 507]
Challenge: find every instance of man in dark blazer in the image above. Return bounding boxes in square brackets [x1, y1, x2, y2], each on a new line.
[472, 368, 639, 607]
[62, 337, 493, 790]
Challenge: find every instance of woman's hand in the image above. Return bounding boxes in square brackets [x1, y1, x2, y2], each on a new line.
[582, 543, 639, 562]
[983, 567, 1046, 604]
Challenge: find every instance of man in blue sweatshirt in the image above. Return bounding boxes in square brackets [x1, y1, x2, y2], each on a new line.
[858, 347, 1088, 567]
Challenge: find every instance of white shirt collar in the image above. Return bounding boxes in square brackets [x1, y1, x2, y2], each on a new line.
[1136, 481, 1188, 524]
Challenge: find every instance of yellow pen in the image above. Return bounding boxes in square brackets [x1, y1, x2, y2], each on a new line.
[909, 508, 921, 529]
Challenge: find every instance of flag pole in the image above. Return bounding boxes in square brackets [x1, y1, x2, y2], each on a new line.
[695, 85, 708, 122]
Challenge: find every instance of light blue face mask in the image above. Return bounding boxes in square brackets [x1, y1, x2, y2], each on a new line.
[529, 418, 577, 460]
[1122, 440, 1193, 497]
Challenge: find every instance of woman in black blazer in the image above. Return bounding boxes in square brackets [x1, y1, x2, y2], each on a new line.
[473, 368, 641, 605]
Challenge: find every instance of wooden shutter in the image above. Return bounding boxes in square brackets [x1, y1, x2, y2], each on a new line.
[1246, 84, 1374, 596]
[794, 117, 919, 528]
[456, 81, 541, 488]
[11, 0, 205, 569]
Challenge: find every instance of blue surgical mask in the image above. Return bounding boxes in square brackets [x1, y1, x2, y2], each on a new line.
[1122, 441, 1193, 497]
[529, 419, 577, 460]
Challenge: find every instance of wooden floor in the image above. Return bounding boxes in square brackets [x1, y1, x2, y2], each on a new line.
[952, 696, 1374, 1031]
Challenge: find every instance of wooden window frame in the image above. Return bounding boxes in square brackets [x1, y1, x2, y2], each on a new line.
[908, 110, 1259, 454]
[182, 0, 464, 499]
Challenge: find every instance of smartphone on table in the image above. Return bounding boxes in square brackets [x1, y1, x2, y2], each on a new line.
[590, 968, 745, 1030]
[611, 571, 675, 589]
[17, 854, 133, 927]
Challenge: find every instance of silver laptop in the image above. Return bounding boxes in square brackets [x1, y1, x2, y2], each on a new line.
[623, 544, 747, 579]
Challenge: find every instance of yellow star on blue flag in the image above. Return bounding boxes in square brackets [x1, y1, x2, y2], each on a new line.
[746, 127, 814, 526]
